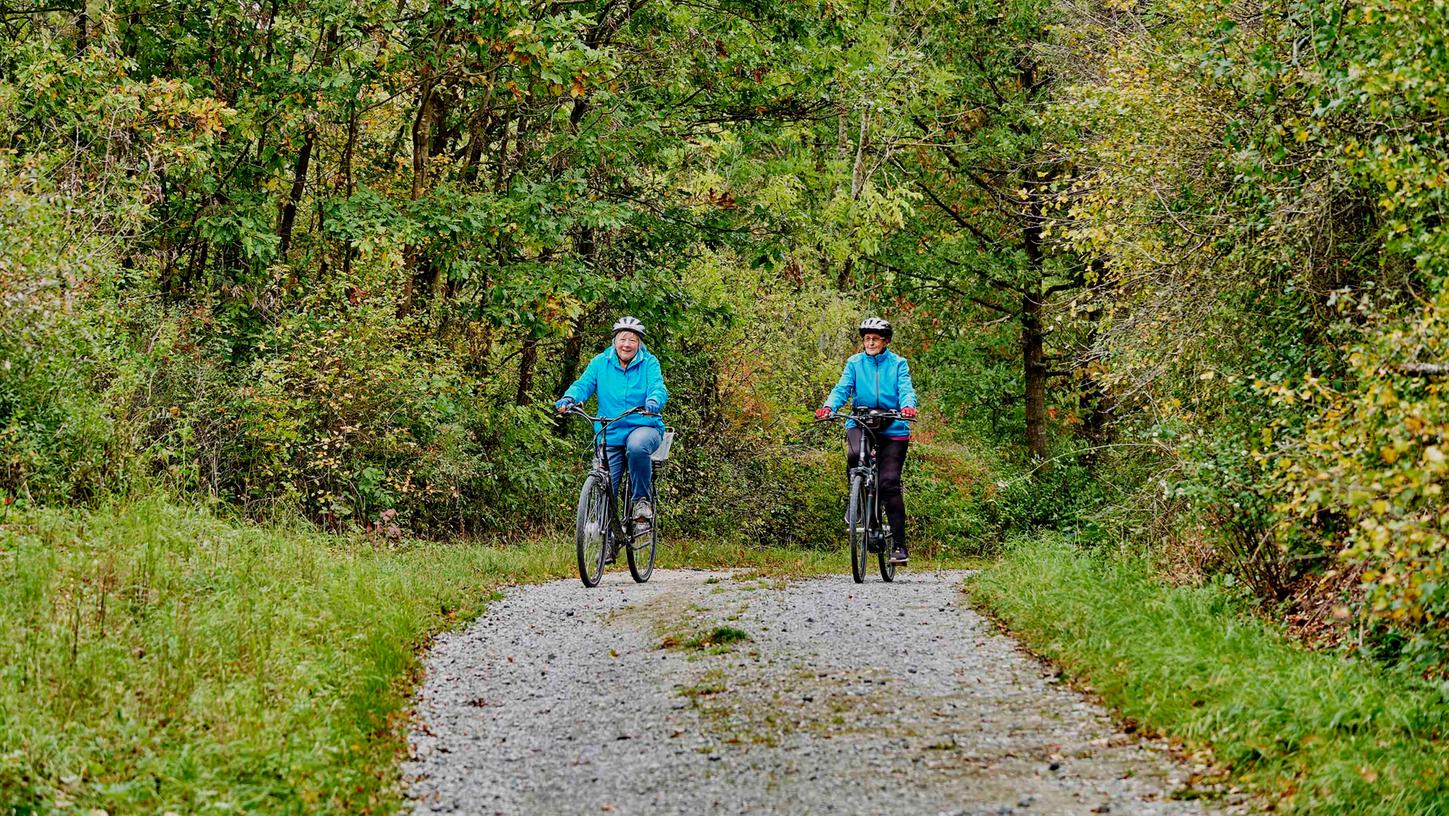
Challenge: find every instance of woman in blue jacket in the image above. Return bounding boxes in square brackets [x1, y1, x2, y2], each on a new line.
[815, 317, 919, 564]
[555, 316, 668, 524]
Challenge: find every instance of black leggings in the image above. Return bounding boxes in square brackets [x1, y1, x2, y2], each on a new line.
[846, 428, 909, 547]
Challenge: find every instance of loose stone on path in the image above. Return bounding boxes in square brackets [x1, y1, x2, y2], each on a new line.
[405, 570, 1248, 816]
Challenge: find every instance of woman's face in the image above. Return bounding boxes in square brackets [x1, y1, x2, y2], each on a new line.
[613, 330, 641, 363]
[861, 332, 888, 355]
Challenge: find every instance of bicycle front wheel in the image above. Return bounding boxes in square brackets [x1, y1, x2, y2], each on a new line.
[627, 494, 657, 584]
[575, 474, 609, 587]
[847, 475, 867, 584]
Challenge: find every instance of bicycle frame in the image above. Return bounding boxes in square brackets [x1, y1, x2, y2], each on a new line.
[848, 416, 890, 547]
[566, 404, 656, 550]
[820, 407, 915, 554]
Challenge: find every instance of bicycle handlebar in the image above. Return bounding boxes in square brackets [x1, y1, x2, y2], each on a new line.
[815, 408, 916, 423]
[562, 404, 657, 424]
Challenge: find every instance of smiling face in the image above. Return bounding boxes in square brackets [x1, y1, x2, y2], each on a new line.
[613, 330, 641, 364]
[861, 332, 888, 355]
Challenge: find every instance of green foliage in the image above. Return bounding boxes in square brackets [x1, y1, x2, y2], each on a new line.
[0, 165, 137, 504]
[220, 304, 569, 531]
[972, 538, 1449, 815]
[1270, 291, 1449, 667]
[1033, 0, 1449, 666]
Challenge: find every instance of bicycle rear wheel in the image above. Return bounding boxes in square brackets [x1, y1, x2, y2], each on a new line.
[626, 491, 657, 583]
[847, 475, 867, 584]
[575, 474, 609, 587]
[877, 510, 896, 583]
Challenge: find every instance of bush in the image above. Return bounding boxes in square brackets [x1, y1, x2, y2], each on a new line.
[0, 167, 140, 505]
[217, 304, 570, 533]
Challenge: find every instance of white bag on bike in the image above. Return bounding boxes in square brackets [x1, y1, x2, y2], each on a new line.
[650, 429, 676, 463]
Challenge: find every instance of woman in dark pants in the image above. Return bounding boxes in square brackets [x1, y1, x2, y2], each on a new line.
[816, 317, 919, 564]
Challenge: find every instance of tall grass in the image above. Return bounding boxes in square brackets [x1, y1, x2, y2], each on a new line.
[969, 538, 1449, 815]
[0, 497, 573, 814]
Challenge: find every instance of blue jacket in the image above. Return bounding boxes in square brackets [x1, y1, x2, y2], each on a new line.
[825, 349, 918, 438]
[563, 345, 668, 446]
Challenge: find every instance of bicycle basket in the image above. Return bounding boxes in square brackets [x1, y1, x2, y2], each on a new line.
[650, 428, 676, 463]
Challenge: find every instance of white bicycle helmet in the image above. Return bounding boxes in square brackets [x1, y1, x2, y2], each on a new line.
[611, 315, 646, 338]
[858, 316, 892, 339]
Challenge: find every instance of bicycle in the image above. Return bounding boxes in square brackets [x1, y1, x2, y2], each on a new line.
[562, 404, 671, 587]
[817, 407, 915, 583]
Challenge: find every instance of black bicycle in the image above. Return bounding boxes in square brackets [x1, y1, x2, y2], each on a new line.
[563, 405, 665, 587]
[818, 407, 914, 583]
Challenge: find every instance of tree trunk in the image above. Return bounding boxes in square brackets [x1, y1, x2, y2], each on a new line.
[277, 126, 314, 261]
[851, 109, 870, 200]
[402, 76, 437, 313]
[1021, 291, 1048, 460]
[515, 339, 538, 406]
[76, 2, 88, 54]
[1021, 174, 1049, 459]
[410, 77, 435, 201]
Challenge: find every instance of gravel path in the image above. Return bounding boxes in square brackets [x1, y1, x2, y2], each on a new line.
[405, 569, 1242, 816]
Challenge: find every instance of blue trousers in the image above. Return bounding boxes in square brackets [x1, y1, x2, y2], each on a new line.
[606, 426, 661, 501]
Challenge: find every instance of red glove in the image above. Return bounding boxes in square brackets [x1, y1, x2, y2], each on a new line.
[901, 407, 918, 419]
[815, 407, 833, 420]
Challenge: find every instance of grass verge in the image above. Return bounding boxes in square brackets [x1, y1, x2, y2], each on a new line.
[1, 496, 574, 814]
[968, 537, 1449, 815]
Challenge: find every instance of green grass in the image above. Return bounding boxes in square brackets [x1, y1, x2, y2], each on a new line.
[660, 625, 753, 653]
[0, 497, 576, 814]
[969, 537, 1449, 815]
[0, 496, 972, 814]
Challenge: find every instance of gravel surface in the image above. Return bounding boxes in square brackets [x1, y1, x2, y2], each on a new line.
[405, 569, 1245, 816]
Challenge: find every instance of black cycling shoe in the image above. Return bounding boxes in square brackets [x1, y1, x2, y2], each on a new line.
[604, 541, 619, 565]
[888, 545, 908, 565]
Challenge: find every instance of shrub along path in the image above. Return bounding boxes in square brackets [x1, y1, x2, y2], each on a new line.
[405, 570, 1245, 815]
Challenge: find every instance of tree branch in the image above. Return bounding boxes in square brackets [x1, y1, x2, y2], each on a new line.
[913, 179, 1006, 252]
[1395, 362, 1449, 377]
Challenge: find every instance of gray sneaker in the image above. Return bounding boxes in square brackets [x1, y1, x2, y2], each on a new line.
[888, 545, 908, 565]
[633, 498, 654, 522]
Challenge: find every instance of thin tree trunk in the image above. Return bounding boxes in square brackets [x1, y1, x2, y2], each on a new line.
[341, 101, 359, 197]
[410, 76, 436, 201]
[515, 339, 538, 405]
[1021, 290, 1048, 460]
[402, 76, 437, 313]
[851, 109, 870, 200]
[553, 225, 595, 433]
[76, 2, 87, 54]
[1021, 180, 1049, 459]
[277, 126, 314, 261]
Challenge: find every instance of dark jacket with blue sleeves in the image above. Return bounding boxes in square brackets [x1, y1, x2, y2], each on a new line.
[563, 345, 668, 446]
[824, 349, 918, 439]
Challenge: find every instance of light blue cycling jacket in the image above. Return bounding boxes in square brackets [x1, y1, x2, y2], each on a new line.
[824, 349, 918, 439]
[563, 345, 668, 446]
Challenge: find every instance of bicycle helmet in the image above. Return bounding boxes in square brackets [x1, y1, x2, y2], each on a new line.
[611, 316, 646, 339]
[858, 316, 892, 340]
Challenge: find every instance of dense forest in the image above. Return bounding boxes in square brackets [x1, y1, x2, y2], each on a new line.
[5, 0, 1448, 664]
[3, 0, 1448, 809]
